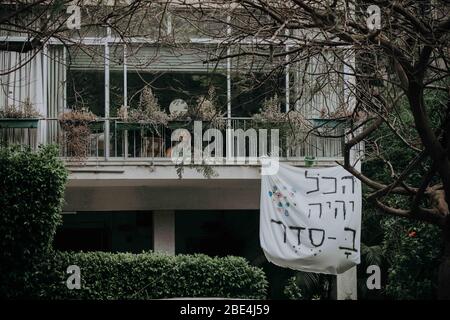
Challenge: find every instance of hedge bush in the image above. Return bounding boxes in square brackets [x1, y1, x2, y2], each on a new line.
[0, 145, 268, 299]
[29, 251, 268, 299]
[0, 145, 67, 297]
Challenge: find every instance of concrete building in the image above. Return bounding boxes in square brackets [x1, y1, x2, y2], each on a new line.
[0, 1, 359, 299]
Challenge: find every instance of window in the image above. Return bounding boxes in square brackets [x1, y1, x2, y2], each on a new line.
[291, 50, 345, 118]
[126, 45, 227, 113]
[63, 42, 345, 121]
[230, 45, 287, 116]
[66, 45, 105, 116]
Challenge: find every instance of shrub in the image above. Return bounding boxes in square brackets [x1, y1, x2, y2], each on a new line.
[382, 217, 442, 299]
[282, 272, 331, 300]
[283, 276, 304, 300]
[29, 251, 268, 300]
[0, 145, 68, 297]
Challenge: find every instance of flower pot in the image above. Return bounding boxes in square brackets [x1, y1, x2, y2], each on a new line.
[115, 121, 164, 136]
[0, 118, 39, 129]
[304, 156, 316, 167]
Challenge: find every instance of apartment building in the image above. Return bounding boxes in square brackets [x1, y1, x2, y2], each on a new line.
[0, 2, 354, 282]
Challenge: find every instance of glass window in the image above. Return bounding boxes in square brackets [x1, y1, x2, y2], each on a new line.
[230, 45, 286, 116]
[66, 45, 125, 117]
[231, 71, 285, 117]
[66, 45, 105, 116]
[125, 45, 227, 114]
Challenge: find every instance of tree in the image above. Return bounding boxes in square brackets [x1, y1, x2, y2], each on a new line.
[2, 0, 450, 297]
[175, 0, 450, 298]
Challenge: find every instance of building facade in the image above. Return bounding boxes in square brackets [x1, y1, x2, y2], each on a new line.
[0, 2, 358, 297]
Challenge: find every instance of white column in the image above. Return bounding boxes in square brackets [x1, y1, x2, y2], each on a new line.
[285, 29, 290, 113]
[123, 44, 128, 159]
[226, 15, 232, 163]
[40, 45, 48, 146]
[337, 0, 359, 297]
[336, 267, 357, 300]
[336, 84, 360, 300]
[153, 210, 175, 255]
[104, 26, 111, 160]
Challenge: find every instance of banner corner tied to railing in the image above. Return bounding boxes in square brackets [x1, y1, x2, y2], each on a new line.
[259, 163, 362, 275]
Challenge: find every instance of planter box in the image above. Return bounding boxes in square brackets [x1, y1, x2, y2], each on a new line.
[311, 118, 347, 128]
[59, 120, 104, 131]
[115, 121, 144, 131]
[88, 120, 104, 131]
[0, 118, 39, 129]
[115, 121, 164, 131]
[114, 121, 167, 138]
[167, 120, 192, 130]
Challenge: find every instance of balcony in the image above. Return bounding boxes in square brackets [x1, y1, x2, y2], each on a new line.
[0, 117, 345, 164]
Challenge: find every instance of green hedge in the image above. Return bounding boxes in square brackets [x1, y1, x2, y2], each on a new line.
[0, 145, 67, 298]
[0, 145, 268, 299]
[30, 251, 268, 299]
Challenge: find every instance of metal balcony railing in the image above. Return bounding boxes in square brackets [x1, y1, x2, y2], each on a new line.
[0, 118, 345, 162]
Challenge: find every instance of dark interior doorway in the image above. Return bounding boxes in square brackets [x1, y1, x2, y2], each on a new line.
[54, 211, 153, 253]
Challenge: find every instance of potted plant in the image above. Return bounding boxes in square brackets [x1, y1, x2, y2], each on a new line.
[116, 86, 169, 157]
[116, 86, 169, 132]
[304, 156, 316, 167]
[169, 86, 226, 130]
[252, 95, 309, 157]
[0, 99, 40, 128]
[59, 108, 97, 160]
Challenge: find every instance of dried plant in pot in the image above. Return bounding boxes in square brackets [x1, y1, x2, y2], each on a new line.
[0, 98, 41, 129]
[0, 99, 41, 148]
[118, 86, 169, 131]
[117, 87, 169, 157]
[170, 86, 226, 129]
[59, 108, 97, 160]
[252, 94, 309, 155]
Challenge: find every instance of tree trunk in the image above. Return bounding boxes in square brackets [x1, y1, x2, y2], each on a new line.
[438, 217, 450, 299]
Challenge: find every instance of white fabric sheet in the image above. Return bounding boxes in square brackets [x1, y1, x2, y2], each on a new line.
[260, 163, 361, 274]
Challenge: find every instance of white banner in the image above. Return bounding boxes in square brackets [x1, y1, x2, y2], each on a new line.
[260, 163, 362, 274]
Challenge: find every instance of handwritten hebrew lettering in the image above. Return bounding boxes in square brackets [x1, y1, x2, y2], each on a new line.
[334, 200, 347, 220]
[322, 176, 337, 194]
[270, 219, 287, 243]
[305, 170, 320, 194]
[341, 176, 356, 194]
[309, 228, 326, 247]
[339, 227, 358, 253]
[260, 163, 361, 274]
[308, 203, 323, 218]
[289, 226, 306, 245]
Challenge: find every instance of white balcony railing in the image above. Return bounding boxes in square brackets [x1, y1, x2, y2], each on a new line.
[0, 118, 345, 162]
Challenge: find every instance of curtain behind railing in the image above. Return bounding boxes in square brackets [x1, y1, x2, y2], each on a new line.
[0, 49, 45, 148]
[0, 50, 44, 111]
[294, 51, 345, 118]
